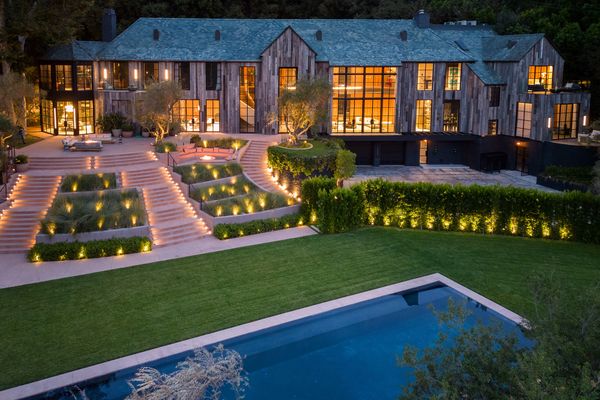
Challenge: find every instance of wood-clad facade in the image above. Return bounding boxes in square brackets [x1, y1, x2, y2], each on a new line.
[39, 16, 593, 173]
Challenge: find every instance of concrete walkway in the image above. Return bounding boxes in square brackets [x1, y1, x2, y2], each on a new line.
[347, 165, 556, 192]
[0, 226, 316, 289]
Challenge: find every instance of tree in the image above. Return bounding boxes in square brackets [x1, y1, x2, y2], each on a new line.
[334, 149, 356, 187]
[592, 160, 600, 195]
[398, 274, 600, 399]
[0, 72, 35, 126]
[270, 78, 331, 146]
[137, 80, 182, 143]
[126, 344, 247, 400]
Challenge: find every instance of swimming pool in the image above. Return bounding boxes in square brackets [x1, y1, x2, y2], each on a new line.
[31, 284, 524, 400]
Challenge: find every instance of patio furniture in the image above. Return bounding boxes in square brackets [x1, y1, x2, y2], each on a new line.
[87, 133, 116, 144]
[590, 131, 600, 143]
[69, 140, 103, 152]
[578, 134, 591, 144]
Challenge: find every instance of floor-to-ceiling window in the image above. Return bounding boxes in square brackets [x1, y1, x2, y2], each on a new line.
[331, 66, 396, 134]
[55, 65, 72, 91]
[206, 99, 220, 132]
[515, 102, 533, 138]
[443, 100, 460, 132]
[57, 101, 75, 135]
[415, 99, 432, 132]
[78, 100, 94, 134]
[77, 65, 93, 91]
[552, 103, 578, 140]
[41, 99, 54, 133]
[278, 67, 297, 133]
[239, 66, 256, 133]
[144, 62, 159, 87]
[173, 100, 200, 131]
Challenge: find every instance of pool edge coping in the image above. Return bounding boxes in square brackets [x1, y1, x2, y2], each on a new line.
[0, 273, 524, 400]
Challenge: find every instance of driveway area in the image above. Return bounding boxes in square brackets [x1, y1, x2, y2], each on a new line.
[346, 165, 555, 192]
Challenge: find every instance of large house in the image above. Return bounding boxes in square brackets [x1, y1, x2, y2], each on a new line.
[39, 10, 594, 174]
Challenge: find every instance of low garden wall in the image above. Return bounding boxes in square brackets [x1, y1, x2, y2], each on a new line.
[301, 177, 600, 244]
[197, 204, 301, 230]
[36, 225, 151, 244]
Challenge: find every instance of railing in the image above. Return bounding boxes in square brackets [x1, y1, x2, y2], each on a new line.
[166, 151, 177, 168]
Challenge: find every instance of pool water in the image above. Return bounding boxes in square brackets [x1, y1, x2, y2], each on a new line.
[35, 285, 524, 400]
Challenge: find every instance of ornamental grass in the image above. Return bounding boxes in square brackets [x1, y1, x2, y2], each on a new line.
[60, 173, 117, 192]
[174, 163, 243, 184]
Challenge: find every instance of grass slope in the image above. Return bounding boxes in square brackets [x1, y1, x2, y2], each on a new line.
[1, 227, 599, 390]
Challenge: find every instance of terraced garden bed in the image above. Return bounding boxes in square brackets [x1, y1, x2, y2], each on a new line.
[202, 192, 294, 217]
[174, 163, 242, 184]
[60, 173, 117, 192]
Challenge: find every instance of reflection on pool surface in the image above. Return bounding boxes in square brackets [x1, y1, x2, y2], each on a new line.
[35, 285, 524, 400]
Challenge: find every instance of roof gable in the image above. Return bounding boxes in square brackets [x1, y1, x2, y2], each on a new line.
[260, 26, 317, 57]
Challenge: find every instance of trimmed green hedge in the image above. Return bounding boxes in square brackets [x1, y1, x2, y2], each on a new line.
[155, 142, 177, 153]
[267, 139, 339, 177]
[213, 214, 304, 239]
[541, 165, 594, 186]
[301, 177, 600, 243]
[28, 237, 152, 262]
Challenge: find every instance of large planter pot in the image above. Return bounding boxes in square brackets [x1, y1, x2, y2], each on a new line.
[122, 130, 134, 138]
[141, 130, 150, 138]
[111, 128, 123, 137]
[16, 163, 29, 173]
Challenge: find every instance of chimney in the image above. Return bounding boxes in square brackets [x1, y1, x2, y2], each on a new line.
[414, 9, 430, 28]
[102, 8, 117, 42]
[215, 30, 221, 41]
[399, 30, 408, 41]
[316, 30, 323, 41]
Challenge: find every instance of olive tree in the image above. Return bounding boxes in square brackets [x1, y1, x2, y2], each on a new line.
[270, 78, 332, 146]
[334, 149, 357, 187]
[0, 72, 35, 126]
[138, 80, 182, 144]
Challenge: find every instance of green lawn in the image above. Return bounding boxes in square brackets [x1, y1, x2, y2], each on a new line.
[1, 227, 600, 390]
[11, 133, 46, 149]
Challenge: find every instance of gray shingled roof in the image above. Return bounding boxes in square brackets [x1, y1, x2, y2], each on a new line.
[93, 18, 476, 64]
[41, 18, 546, 85]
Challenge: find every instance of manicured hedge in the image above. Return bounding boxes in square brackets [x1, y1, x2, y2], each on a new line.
[28, 237, 152, 262]
[317, 186, 365, 233]
[267, 139, 339, 177]
[213, 214, 304, 240]
[301, 177, 600, 243]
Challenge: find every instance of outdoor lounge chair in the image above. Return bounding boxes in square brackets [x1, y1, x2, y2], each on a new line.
[69, 141, 103, 152]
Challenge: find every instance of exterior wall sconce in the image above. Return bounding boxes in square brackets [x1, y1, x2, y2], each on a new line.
[103, 68, 108, 81]
[53, 107, 58, 130]
[134, 68, 139, 80]
[583, 115, 588, 126]
[546, 117, 552, 129]
[164, 69, 169, 80]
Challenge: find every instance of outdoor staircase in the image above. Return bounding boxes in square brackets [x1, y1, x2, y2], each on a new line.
[0, 174, 61, 254]
[121, 167, 209, 247]
[95, 152, 158, 169]
[29, 156, 91, 170]
[240, 140, 286, 194]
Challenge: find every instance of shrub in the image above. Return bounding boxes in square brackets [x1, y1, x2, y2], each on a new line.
[155, 141, 177, 153]
[300, 177, 337, 220]
[27, 237, 152, 262]
[267, 139, 338, 177]
[14, 154, 28, 164]
[190, 134, 202, 146]
[41, 189, 145, 235]
[541, 165, 594, 186]
[97, 112, 126, 132]
[60, 173, 117, 192]
[213, 214, 304, 239]
[334, 149, 356, 186]
[191, 176, 258, 202]
[191, 137, 248, 149]
[316, 186, 365, 233]
[174, 163, 243, 184]
[301, 177, 600, 243]
[202, 192, 293, 217]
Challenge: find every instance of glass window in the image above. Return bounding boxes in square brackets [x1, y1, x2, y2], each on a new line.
[552, 103, 579, 140]
[331, 66, 397, 134]
[55, 65, 72, 91]
[415, 100, 432, 132]
[444, 63, 461, 91]
[206, 63, 221, 90]
[417, 63, 433, 90]
[489, 86, 500, 107]
[443, 100, 460, 132]
[144, 62, 159, 87]
[488, 119, 498, 135]
[78, 100, 94, 134]
[76, 65, 92, 91]
[41, 99, 54, 133]
[172, 99, 200, 131]
[206, 99, 220, 132]
[40, 65, 51, 90]
[239, 66, 256, 133]
[56, 101, 75, 135]
[278, 67, 298, 133]
[175, 62, 190, 90]
[112, 62, 129, 90]
[515, 102, 533, 138]
[528, 66, 553, 90]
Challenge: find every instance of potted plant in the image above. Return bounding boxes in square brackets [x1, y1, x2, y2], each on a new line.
[14, 154, 29, 172]
[122, 121, 134, 138]
[97, 113, 126, 137]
